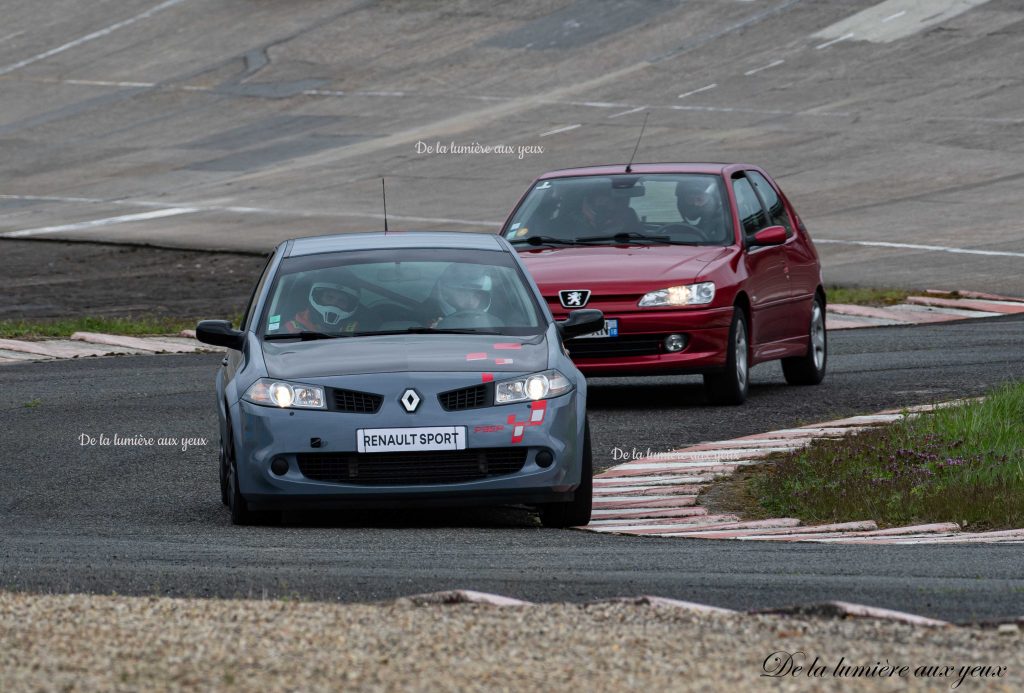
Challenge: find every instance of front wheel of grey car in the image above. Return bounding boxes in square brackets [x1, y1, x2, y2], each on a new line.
[226, 436, 279, 526]
[539, 419, 593, 528]
[219, 436, 230, 507]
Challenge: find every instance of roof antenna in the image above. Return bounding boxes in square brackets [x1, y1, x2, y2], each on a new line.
[624, 111, 649, 174]
[381, 177, 389, 233]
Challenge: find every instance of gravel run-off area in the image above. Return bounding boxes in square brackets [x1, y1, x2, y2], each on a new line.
[1, 591, 1021, 692]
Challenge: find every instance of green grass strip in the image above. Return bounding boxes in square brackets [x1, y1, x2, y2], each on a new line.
[749, 382, 1024, 530]
[0, 316, 228, 339]
[826, 286, 913, 306]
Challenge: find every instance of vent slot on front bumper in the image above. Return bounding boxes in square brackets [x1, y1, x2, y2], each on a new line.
[296, 448, 528, 485]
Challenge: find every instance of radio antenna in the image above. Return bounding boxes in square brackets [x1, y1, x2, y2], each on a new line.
[381, 177, 389, 233]
[624, 111, 649, 174]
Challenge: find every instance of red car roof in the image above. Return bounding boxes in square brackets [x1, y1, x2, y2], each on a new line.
[537, 163, 747, 179]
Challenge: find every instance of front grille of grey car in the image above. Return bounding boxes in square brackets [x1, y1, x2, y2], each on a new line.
[567, 335, 665, 359]
[328, 387, 384, 413]
[296, 448, 528, 485]
[437, 383, 492, 411]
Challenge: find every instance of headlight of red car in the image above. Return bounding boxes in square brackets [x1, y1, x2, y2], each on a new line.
[638, 282, 716, 307]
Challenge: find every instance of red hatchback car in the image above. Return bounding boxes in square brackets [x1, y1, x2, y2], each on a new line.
[499, 163, 826, 405]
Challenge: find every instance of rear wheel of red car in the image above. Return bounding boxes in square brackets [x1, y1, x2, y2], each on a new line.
[782, 295, 827, 386]
[703, 309, 749, 406]
[539, 419, 593, 528]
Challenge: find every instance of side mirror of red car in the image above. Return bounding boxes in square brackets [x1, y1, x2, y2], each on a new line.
[751, 226, 787, 246]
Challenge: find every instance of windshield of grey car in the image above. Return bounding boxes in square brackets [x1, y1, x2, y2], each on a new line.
[503, 173, 734, 246]
[260, 248, 545, 338]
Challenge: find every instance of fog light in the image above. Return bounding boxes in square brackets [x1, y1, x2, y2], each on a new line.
[535, 450, 554, 468]
[270, 457, 289, 476]
[664, 333, 686, 352]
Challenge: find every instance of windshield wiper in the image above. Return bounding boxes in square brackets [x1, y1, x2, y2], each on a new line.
[263, 331, 350, 341]
[576, 232, 686, 245]
[354, 327, 503, 336]
[509, 235, 582, 247]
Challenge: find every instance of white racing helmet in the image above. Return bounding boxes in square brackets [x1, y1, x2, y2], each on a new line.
[309, 281, 359, 325]
[438, 264, 493, 315]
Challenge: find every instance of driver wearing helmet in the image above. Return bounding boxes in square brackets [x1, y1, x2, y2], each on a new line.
[429, 263, 494, 327]
[286, 279, 364, 333]
[675, 178, 725, 240]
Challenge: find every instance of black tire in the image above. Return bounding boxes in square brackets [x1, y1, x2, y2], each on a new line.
[219, 436, 230, 507]
[226, 445, 279, 526]
[703, 308, 750, 405]
[539, 420, 593, 528]
[782, 295, 827, 386]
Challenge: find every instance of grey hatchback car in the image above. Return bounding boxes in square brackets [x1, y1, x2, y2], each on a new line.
[196, 232, 603, 527]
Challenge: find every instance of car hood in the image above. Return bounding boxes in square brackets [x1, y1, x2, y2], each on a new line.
[261, 333, 548, 379]
[519, 245, 730, 290]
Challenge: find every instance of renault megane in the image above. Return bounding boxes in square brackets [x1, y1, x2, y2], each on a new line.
[196, 232, 603, 526]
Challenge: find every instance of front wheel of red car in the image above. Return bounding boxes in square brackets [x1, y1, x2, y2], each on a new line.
[782, 296, 827, 386]
[703, 309, 750, 406]
[539, 419, 593, 528]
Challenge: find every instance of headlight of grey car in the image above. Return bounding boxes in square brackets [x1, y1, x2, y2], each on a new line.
[244, 378, 326, 409]
[495, 369, 573, 404]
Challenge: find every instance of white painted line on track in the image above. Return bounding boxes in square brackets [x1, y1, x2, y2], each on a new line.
[0, 0, 190, 76]
[815, 238, 1024, 259]
[65, 78, 155, 88]
[677, 83, 717, 99]
[815, 32, 854, 50]
[882, 10, 907, 22]
[0, 194, 501, 228]
[744, 59, 784, 76]
[539, 124, 581, 137]
[0, 31, 25, 44]
[1, 208, 198, 238]
[608, 106, 647, 119]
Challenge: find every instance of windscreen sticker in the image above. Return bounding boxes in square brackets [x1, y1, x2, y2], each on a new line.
[510, 223, 521, 230]
[268, 315, 281, 331]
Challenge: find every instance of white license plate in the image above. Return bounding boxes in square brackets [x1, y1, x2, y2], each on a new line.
[356, 426, 467, 453]
[578, 318, 618, 339]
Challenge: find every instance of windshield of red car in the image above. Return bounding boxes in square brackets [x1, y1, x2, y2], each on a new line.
[503, 174, 734, 246]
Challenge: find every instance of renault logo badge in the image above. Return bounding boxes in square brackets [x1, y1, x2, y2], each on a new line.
[399, 388, 421, 413]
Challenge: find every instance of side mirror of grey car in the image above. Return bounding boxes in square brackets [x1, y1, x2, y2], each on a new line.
[557, 309, 605, 340]
[196, 320, 246, 350]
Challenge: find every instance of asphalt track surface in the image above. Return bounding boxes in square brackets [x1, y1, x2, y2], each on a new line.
[3, 315, 1023, 624]
[0, 0, 1023, 293]
[2, 0, 1023, 628]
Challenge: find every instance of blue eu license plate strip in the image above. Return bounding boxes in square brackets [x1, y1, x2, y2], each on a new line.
[579, 319, 618, 339]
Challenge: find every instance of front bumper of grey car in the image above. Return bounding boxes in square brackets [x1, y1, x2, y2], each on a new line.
[229, 371, 585, 510]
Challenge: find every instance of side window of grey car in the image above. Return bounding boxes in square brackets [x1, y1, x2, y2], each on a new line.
[242, 254, 275, 331]
[732, 175, 767, 241]
[748, 171, 793, 238]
